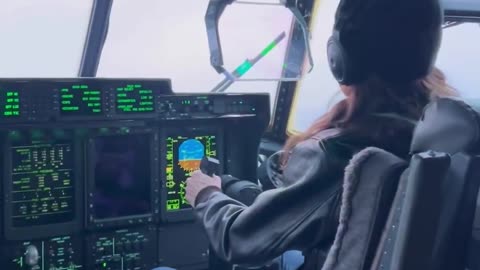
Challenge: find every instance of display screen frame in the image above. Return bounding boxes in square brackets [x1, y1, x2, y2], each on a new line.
[160, 124, 224, 222]
[2, 129, 83, 240]
[85, 127, 160, 230]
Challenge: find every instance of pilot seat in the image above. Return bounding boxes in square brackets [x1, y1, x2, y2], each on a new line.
[321, 97, 480, 270]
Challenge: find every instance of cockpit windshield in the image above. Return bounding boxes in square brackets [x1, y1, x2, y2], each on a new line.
[204, 0, 314, 89]
[0, 1, 93, 77]
[98, 0, 313, 94]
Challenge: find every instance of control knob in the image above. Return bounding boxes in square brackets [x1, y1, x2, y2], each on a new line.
[25, 245, 40, 267]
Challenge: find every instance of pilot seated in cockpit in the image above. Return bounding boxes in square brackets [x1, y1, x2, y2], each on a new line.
[157, 0, 456, 269]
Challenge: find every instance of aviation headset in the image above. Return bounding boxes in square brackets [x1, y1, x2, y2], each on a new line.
[327, 0, 444, 85]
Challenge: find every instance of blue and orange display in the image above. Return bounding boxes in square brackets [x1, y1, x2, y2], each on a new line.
[165, 134, 217, 211]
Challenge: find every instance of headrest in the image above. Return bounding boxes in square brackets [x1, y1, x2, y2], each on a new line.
[411, 97, 480, 155]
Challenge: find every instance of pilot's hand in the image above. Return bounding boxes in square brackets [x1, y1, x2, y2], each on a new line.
[185, 170, 221, 207]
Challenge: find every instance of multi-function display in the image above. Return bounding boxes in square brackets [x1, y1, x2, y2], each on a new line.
[10, 142, 75, 227]
[115, 84, 155, 114]
[60, 84, 102, 116]
[165, 132, 218, 211]
[92, 134, 152, 220]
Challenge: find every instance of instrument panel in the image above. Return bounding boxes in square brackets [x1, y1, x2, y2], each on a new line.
[0, 78, 260, 123]
[0, 79, 171, 122]
[161, 127, 223, 223]
[0, 78, 270, 270]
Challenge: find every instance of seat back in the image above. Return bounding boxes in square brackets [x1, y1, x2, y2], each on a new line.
[324, 97, 480, 270]
[321, 147, 407, 270]
[371, 151, 450, 270]
[431, 153, 480, 270]
[411, 97, 480, 270]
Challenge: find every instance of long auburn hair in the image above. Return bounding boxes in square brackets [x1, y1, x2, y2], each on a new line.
[282, 67, 457, 164]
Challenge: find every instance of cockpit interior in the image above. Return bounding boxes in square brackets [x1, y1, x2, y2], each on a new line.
[1, 0, 480, 269]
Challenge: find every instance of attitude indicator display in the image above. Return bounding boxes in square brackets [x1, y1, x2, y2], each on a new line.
[115, 84, 155, 114]
[10, 143, 75, 227]
[60, 84, 102, 116]
[165, 133, 218, 211]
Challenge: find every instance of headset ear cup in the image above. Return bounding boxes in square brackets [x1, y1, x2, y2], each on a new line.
[328, 30, 372, 85]
[327, 34, 349, 84]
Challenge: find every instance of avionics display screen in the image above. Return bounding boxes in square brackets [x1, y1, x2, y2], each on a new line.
[0, 85, 21, 118]
[92, 134, 151, 219]
[115, 83, 155, 114]
[165, 132, 218, 211]
[10, 143, 75, 227]
[60, 84, 102, 116]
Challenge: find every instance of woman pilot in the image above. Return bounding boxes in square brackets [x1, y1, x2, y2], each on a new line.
[167, 0, 455, 269]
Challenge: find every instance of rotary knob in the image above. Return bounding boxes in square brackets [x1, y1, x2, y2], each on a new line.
[25, 245, 40, 266]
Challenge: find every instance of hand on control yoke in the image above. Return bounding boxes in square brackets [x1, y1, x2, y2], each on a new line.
[186, 170, 221, 207]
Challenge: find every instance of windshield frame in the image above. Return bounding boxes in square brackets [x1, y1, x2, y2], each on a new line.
[84, 0, 315, 136]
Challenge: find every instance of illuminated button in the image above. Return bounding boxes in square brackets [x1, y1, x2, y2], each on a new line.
[119, 127, 130, 134]
[99, 128, 109, 134]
